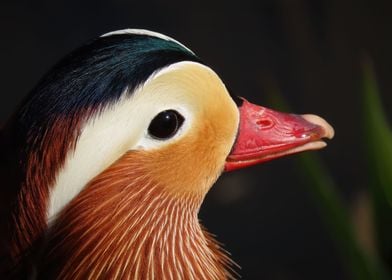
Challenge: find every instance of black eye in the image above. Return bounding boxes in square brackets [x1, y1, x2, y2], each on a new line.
[148, 110, 185, 140]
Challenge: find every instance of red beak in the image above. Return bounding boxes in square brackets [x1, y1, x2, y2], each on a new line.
[225, 99, 334, 171]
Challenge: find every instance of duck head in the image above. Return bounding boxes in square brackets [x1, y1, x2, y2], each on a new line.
[2, 29, 333, 279]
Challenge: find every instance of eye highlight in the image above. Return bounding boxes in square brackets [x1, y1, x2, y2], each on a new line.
[148, 110, 185, 140]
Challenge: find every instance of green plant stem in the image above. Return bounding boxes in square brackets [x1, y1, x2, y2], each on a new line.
[297, 153, 390, 280]
[362, 57, 392, 269]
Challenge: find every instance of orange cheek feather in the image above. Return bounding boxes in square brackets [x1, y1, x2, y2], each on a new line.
[146, 109, 238, 197]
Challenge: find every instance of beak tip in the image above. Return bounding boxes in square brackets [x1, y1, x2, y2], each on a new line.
[301, 114, 335, 140]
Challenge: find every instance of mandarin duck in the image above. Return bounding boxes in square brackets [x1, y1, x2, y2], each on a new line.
[0, 29, 334, 279]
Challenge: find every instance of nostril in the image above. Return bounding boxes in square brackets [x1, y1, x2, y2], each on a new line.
[256, 119, 274, 129]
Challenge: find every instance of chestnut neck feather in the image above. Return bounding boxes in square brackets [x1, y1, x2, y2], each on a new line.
[2, 115, 83, 274]
[38, 152, 237, 279]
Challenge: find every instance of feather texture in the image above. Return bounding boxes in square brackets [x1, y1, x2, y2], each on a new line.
[39, 151, 238, 279]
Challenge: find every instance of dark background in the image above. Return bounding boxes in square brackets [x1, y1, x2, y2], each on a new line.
[1, 0, 392, 279]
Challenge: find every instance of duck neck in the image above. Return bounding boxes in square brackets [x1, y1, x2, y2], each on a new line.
[39, 163, 236, 279]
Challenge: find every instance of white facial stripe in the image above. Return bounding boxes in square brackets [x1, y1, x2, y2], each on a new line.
[48, 61, 212, 221]
[48, 93, 145, 221]
[101, 29, 194, 54]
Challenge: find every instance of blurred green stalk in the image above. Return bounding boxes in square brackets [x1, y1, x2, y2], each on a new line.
[298, 153, 389, 280]
[266, 79, 391, 279]
[362, 57, 392, 269]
